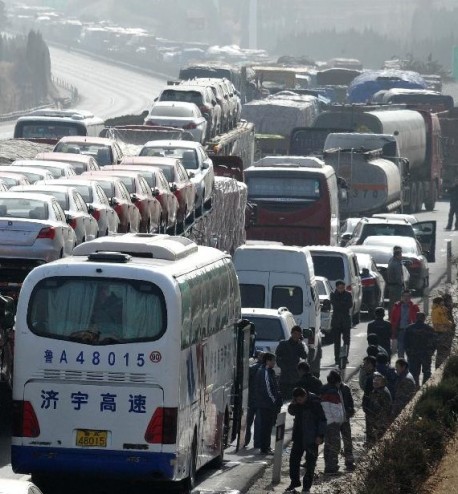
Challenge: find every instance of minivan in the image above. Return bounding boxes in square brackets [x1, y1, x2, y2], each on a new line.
[233, 244, 322, 373]
[308, 246, 362, 325]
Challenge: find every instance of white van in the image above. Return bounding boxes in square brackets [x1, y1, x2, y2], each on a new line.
[233, 244, 322, 373]
[308, 246, 363, 325]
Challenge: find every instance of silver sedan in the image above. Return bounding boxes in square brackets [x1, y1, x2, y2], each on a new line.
[10, 185, 99, 244]
[0, 192, 77, 266]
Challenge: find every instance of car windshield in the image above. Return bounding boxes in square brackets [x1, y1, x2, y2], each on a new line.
[34, 165, 64, 178]
[55, 143, 112, 166]
[160, 89, 203, 106]
[141, 147, 199, 170]
[249, 317, 284, 342]
[150, 106, 195, 117]
[312, 255, 345, 281]
[361, 224, 414, 240]
[0, 198, 48, 219]
[28, 278, 166, 344]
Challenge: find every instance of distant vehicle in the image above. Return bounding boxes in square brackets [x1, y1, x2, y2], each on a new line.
[352, 235, 428, 295]
[371, 88, 453, 112]
[352, 252, 386, 318]
[144, 102, 208, 144]
[140, 140, 214, 215]
[242, 307, 305, 375]
[105, 161, 179, 233]
[315, 276, 333, 334]
[0, 192, 77, 268]
[0, 172, 31, 189]
[244, 157, 340, 246]
[35, 152, 100, 175]
[87, 170, 163, 233]
[14, 109, 104, 142]
[81, 173, 141, 233]
[10, 185, 99, 244]
[11, 159, 77, 179]
[339, 217, 362, 247]
[54, 136, 124, 167]
[0, 166, 54, 184]
[38, 178, 119, 236]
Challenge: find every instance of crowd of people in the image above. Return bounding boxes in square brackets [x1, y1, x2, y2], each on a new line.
[243, 266, 455, 494]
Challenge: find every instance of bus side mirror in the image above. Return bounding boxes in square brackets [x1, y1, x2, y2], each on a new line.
[0, 295, 15, 328]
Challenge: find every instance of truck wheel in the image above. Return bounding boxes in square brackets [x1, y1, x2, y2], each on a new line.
[416, 182, 424, 212]
[425, 182, 437, 211]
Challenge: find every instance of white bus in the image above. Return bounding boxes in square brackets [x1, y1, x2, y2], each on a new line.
[14, 109, 104, 142]
[11, 234, 248, 490]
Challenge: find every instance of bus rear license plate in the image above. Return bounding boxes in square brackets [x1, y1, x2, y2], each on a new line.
[76, 429, 107, 448]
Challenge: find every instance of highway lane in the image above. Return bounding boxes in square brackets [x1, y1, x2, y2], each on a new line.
[0, 45, 167, 139]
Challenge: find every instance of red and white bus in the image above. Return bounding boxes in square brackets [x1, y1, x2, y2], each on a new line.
[244, 157, 340, 246]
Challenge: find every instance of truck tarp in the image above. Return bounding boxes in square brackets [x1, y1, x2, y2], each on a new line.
[347, 70, 427, 104]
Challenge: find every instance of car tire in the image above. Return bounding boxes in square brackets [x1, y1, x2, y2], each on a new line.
[184, 432, 198, 492]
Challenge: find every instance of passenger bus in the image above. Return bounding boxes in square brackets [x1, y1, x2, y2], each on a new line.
[11, 234, 250, 490]
[14, 109, 105, 142]
[244, 157, 340, 246]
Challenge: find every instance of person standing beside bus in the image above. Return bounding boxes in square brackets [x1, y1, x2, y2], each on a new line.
[386, 246, 405, 315]
[254, 352, 282, 455]
[330, 280, 353, 367]
[276, 326, 307, 400]
[244, 351, 264, 448]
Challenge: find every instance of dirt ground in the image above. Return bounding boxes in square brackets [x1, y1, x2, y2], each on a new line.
[424, 433, 458, 494]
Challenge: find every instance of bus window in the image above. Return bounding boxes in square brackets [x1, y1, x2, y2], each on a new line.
[271, 286, 303, 315]
[247, 176, 320, 200]
[28, 278, 166, 344]
[240, 284, 265, 308]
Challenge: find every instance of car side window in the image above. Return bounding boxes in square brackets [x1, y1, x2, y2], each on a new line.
[96, 186, 109, 205]
[52, 201, 65, 222]
[177, 163, 187, 181]
[76, 192, 88, 213]
[119, 183, 131, 201]
[139, 177, 151, 196]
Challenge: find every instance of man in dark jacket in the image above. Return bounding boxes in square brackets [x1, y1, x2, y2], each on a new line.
[375, 353, 397, 398]
[330, 280, 353, 366]
[285, 387, 326, 493]
[276, 325, 307, 400]
[244, 351, 263, 447]
[364, 372, 392, 447]
[253, 352, 282, 454]
[404, 312, 436, 386]
[445, 177, 458, 230]
[367, 307, 392, 358]
[392, 358, 416, 418]
[367, 333, 389, 359]
[295, 360, 323, 395]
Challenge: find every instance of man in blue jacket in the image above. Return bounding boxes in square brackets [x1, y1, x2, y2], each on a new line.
[285, 387, 327, 493]
[253, 352, 282, 454]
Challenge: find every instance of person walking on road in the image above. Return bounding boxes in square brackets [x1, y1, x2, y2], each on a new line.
[391, 358, 416, 419]
[367, 307, 392, 358]
[431, 296, 454, 368]
[321, 370, 356, 474]
[295, 361, 323, 395]
[445, 177, 458, 230]
[254, 352, 282, 455]
[363, 372, 392, 447]
[285, 387, 327, 494]
[244, 351, 263, 448]
[390, 290, 419, 359]
[404, 312, 436, 386]
[276, 326, 307, 401]
[386, 246, 405, 315]
[330, 280, 353, 367]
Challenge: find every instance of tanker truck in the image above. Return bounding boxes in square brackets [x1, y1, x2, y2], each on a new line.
[290, 107, 442, 213]
[322, 147, 402, 219]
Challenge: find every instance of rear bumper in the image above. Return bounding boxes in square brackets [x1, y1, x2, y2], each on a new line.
[12, 445, 176, 480]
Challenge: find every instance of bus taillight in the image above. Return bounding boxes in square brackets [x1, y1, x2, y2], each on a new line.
[12, 400, 40, 438]
[145, 407, 177, 444]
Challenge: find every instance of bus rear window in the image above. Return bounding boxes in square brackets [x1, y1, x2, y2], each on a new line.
[240, 284, 265, 308]
[27, 277, 166, 344]
[246, 176, 320, 199]
[312, 256, 345, 281]
[19, 123, 82, 139]
[271, 286, 303, 315]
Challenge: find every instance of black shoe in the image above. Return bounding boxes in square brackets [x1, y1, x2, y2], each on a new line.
[445, 226, 452, 230]
[346, 463, 356, 471]
[285, 480, 301, 492]
[324, 468, 340, 475]
[260, 448, 274, 455]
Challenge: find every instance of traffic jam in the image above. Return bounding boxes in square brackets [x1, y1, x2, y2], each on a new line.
[0, 29, 456, 494]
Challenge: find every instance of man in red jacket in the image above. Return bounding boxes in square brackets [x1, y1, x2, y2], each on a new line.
[390, 290, 419, 359]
